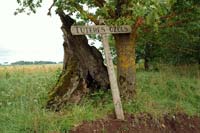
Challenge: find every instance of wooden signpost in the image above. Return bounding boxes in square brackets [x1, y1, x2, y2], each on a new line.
[71, 24, 132, 120]
[71, 25, 132, 35]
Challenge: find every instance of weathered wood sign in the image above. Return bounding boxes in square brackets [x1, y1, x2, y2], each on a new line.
[71, 24, 129, 120]
[71, 25, 132, 35]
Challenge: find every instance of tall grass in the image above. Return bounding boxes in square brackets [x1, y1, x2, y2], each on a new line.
[0, 65, 112, 132]
[0, 64, 199, 132]
[125, 64, 200, 116]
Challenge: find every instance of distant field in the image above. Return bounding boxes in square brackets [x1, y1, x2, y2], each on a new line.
[0, 64, 63, 73]
[0, 64, 199, 132]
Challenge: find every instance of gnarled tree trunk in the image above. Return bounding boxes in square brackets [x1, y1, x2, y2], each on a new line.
[46, 11, 109, 111]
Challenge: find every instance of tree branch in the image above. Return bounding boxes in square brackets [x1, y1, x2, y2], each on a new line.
[142, 18, 199, 33]
[160, 5, 199, 20]
[73, 3, 99, 24]
[47, 0, 99, 24]
[47, 0, 57, 16]
[93, 0, 116, 18]
[131, 17, 144, 37]
[93, 0, 106, 7]
[159, 18, 199, 28]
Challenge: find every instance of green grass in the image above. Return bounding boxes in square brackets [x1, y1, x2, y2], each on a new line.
[125, 65, 200, 116]
[0, 64, 199, 132]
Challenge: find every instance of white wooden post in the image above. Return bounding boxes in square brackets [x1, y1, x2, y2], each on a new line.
[101, 33, 125, 120]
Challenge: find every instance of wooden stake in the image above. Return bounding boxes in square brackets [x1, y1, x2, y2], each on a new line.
[101, 33, 125, 120]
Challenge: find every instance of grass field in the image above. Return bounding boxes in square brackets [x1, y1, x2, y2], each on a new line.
[0, 64, 200, 132]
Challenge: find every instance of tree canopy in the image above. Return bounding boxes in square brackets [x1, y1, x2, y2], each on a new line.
[136, 0, 200, 66]
[16, 0, 176, 26]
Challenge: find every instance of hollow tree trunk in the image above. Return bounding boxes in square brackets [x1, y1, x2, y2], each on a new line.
[114, 34, 136, 100]
[46, 11, 109, 111]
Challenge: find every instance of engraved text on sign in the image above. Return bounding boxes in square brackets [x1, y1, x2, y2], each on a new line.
[71, 25, 132, 35]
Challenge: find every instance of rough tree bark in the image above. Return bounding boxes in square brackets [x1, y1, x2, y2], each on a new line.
[46, 11, 109, 111]
[114, 34, 136, 100]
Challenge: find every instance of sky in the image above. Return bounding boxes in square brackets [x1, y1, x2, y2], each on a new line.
[0, 1, 65, 64]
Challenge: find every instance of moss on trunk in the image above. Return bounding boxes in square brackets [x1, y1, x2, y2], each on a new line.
[114, 34, 136, 100]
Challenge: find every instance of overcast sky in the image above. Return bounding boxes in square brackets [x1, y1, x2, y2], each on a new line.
[0, 1, 65, 64]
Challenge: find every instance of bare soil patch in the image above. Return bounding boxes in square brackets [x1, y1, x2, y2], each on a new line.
[70, 113, 200, 133]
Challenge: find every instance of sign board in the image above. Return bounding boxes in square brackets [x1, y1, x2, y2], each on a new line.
[71, 25, 132, 35]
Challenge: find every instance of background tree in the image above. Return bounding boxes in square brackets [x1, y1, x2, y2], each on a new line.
[136, 0, 200, 69]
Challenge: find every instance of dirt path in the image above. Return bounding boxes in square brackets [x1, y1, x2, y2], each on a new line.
[70, 113, 200, 133]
